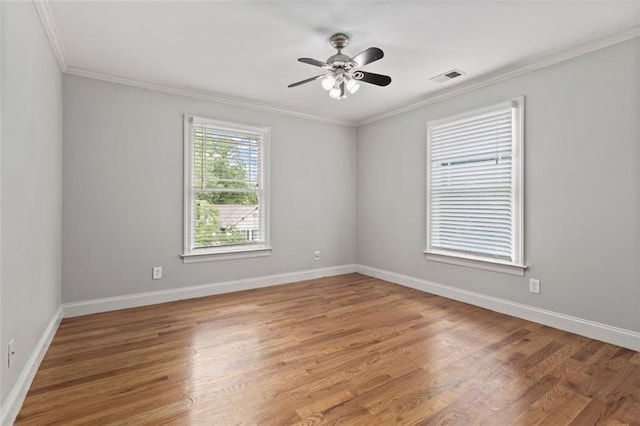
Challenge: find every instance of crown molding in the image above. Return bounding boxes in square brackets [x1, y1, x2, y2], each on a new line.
[64, 66, 357, 127]
[357, 26, 640, 126]
[33, 0, 638, 128]
[32, 0, 355, 127]
[33, 0, 69, 72]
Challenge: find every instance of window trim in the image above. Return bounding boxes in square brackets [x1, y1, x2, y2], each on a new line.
[424, 97, 526, 275]
[182, 114, 271, 262]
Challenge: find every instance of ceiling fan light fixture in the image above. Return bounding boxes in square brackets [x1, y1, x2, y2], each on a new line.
[346, 78, 360, 94]
[321, 75, 335, 90]
[328, 87, 342, 99]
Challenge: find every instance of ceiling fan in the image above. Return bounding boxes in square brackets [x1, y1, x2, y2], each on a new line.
[288, 33, 391, 100]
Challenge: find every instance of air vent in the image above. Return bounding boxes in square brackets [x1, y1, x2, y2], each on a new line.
[429, 69, 466, 83]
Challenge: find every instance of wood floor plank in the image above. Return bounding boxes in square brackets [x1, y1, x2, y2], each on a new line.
[15, 273, 640, 425]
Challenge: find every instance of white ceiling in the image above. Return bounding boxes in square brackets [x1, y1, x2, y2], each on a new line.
[45, 1, 640, 124]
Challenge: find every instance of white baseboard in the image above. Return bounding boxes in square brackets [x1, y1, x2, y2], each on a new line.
[1, 306, 63, 426]
[63, 264, 358, 318]
[357, 265, 640, 351]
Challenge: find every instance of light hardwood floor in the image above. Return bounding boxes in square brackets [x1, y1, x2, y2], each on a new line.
[15, 273, 640, 425]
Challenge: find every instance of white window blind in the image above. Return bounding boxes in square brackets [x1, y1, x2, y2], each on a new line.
[426, 98, 524, 267]
[183, 116, 270, 259]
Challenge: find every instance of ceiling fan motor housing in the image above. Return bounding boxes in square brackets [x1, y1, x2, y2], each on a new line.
[327, 53, 353, 67]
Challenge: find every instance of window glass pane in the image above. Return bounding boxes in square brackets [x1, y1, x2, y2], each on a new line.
[193, 191, 261, 249]
[193, 127, 260, 189]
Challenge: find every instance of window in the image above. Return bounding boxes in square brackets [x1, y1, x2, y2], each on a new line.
[183, 115, 270, 262]
[425, 97, 525, 275]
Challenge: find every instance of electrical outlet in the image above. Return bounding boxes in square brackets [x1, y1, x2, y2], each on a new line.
[152, 266, 162, 280]
[529, 278, 541, 294]
[8, 340, 15, 368]
[314, 251, 320, 261]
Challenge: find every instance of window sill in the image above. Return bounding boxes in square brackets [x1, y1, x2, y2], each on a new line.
[182, 247, 272, 263]
[423, 250, 527, 276]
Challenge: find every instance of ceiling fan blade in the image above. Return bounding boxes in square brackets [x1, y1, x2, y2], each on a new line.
[351, 47, 384, 67]
[287, 74, 325, 88]
[354, 71, 392, 87]
[298, 57, 332, 69]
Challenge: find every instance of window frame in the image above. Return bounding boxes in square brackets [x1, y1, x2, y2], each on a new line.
[182, 114, 271, 263]
[424, 97, 526, 276]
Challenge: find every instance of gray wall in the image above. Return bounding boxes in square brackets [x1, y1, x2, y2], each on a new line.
[357, 38, 640, 332]
[62, 75, 357, 303]
[1, 1, 62, 407]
